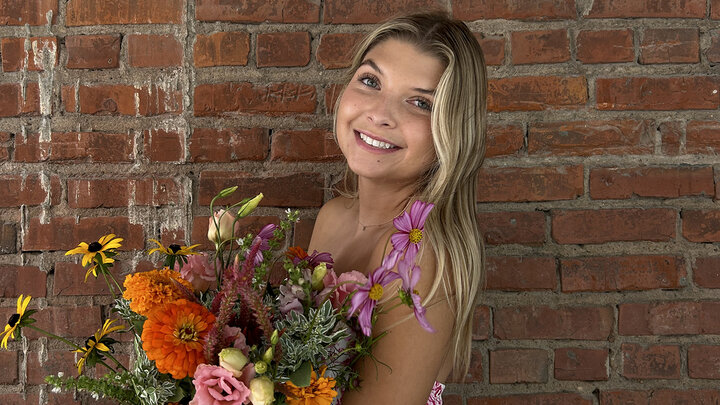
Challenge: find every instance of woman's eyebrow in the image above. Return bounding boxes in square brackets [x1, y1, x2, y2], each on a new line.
[360, 58, 436, 95]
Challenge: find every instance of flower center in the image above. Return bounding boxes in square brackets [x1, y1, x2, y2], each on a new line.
[169, 244, 181, 254]
[408, 228, 423, 244]
[84, 336, 98, 350]
[174, 324, 198, 342]
[87, 242, 103, 252]
[368, 284, 384, 301]
[7, 313, 20, 327]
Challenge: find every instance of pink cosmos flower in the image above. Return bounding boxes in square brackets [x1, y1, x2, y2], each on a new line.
[176, 253, 217, 291]
[397, 260, 435, 333]
[190, 364, 251, 405]
[384, 201, 435, 269]
[247, 224, 276, 266]
[348, 266, 400, 336]
[317, 270, 367, 309]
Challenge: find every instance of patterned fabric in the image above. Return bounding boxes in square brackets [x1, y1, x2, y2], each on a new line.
[427, 381, 445, 405]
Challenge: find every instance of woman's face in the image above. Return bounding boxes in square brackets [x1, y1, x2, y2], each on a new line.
[336, 38, 444, 187]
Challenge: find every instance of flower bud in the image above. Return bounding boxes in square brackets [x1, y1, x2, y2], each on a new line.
[218, 348, 249, 378]
[208, 209, 237, 244]
[270, 330, 279, 346]
[249, 376, 275, 405]
[254, 361, 268, 375]
[262, 347, 274, 363]
[310, 262, 328, 291]
[237, 193, 264, 219]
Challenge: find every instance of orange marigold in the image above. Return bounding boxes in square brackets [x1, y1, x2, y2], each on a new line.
[122, 268, 193, 317]
[141, 299, 215, 379]
[284, 366, 338, 405]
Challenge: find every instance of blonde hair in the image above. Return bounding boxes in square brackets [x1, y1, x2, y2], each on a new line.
[336, 12, 487, 380]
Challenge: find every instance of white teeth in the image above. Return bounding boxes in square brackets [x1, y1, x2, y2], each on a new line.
[359, 132, 394, 149]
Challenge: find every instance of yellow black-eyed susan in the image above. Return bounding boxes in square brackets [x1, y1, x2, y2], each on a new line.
[1, 295, 36, 349]
[65, 234, 123, 281]
[148, 239, 200, 269]
[73, 319, 123, 374]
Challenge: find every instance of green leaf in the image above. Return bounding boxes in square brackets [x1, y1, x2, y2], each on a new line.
[289, 361, 312, 387]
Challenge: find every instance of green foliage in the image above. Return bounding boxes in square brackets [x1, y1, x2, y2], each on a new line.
[45, 372, 137, 404]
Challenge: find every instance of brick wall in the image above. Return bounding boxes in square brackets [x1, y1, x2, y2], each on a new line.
[1, 0, 719, 404]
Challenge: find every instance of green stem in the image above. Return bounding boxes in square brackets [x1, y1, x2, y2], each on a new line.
[105, 351, 128, 372]
[26, 325, 83, 351]
[101, 271, 118, 300]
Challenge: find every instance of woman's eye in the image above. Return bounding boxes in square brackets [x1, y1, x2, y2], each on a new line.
[359, 75, 379, 89]
[413, 98, 433, 111]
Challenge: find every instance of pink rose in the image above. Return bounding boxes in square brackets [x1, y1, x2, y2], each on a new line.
[176, 253, 217, 292]
[208, 209, 240, 244]
[317, 270, 367, 309]
[190, 364, 251, 405]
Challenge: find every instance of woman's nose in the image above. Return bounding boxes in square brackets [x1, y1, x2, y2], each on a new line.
[365, 96, 397, 128]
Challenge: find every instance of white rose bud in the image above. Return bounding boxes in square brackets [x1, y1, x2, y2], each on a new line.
[255, 361, 268, 375]
[218, 348, 249, 378]
[249, 376, 275, 405]
[208, 209, 236, 244]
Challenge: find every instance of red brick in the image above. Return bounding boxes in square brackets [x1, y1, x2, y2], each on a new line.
[23, 216, 144, 251]
[708, 30, 720, 62]
[640, 28, 699, 64]
[293, 218, 315, 248]
[490, 349, 548, 383]
[470, 394, 592, 405]
[486, 124, 523, 157]
[27, 350, 81, 384]
[683, 210, 720, 242]
[561, 256, 685, 292]
[0, 0, 57, 25]
[271, 129, 342, 162]
[325, 84, 344, 114]
[688, 345, 720, 379]
[1, 36, 57, 71]
[587, 0, 706, 17]
[694, 257, 720, 288]
[190, 128, 268, 162]
[0, 174, 61, 207]
[590, 167, 714, 199]
[15, 132, 134, 163]
[659, 121, 682, 155]
[652, 390, 720, 403]
[555, 348, 608, 381]
[552, 208, 676, 244]
[53, 262, 126, 296]
[70, 84, 182, 116]
[474, 34, 505, 66]
[477, 165, 583, 202]
[0, 83, 40, 117]
[66, 0, 182, 25]
[488, 76, 587, 112]
[0, 394, 41, 405]
[477, 211, 545, 245]
[453, 0, 576, 20]
[486, 256, 556, 291]
[619, 301, 720, 335]
[494, 305, 613, 340]
[622, 343, 680, 379]
[128, 34, 182, 68]
[473, 305, 490, 340]
[0, 265, 46, 297]
[143, 129, 184, 162]
[529, 120, 653, 156]
[511, 29, 569, 64]
[198, 171, 324, 207]
[0, 351, 18, 384]
[67, 178, 179, 208]
[600, 391, 648, 404]
[257, 32, 310, 67]
[135, 178, 181, 206]
[596, 77, 720, 110]
[577, 29, 634, 63]
[66, 34, 121, 69]
[317, 33, 363, 69]
[26, 306, 102, 339]
[191, 215, 281, 250]
[194, 82, 316, 116]
[194, 32, 250, 67]
[196, 0, 319, 23]
[0, 222, 15, 253]
[714, 0, 720, 18]
[687, 121, 720, 154]
[324, 0, 445, 23]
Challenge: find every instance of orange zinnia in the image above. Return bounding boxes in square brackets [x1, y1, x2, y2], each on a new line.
[284, 366, 338, 405]
[141, 299, 215, 379]
[123, 268, 194, 317]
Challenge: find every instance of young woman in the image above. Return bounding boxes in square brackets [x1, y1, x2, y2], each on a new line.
[308, 12, 487, 404]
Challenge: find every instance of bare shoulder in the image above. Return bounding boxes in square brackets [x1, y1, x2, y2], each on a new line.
[308, 196, 355, 251]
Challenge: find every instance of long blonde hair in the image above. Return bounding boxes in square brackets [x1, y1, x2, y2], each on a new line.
[336, 12, 487, 379]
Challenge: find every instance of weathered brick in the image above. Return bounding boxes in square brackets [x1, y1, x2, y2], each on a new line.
[494, 305, 613, 340]
[529, 120, 653, 156]
[561, 256, 685, 292]
[694, 257, 720, 288]
[683, 210, 720, 242]
[577, 30, 634, 63]
[687, 121, 720, 154]
[0, 394, 41, 405]
[194, 32, 250, 67]
[469, 394, 592, 405]
[0, 0, 57, 25]
[0, 222, 16, 253]
[0, 83, 40, 117]
[53, 262, 124, 296]
[473, 305, 490, 340]
[69, 84, 182, 116]
[0, 265, 46, 297]
[488, 76, 587, 112]
[477, 211, 546, 245]
[324, 84, 344, 114]
[490, 349, 548, 383]
[619, 301, 720, 335]
[143, 129, 184, 162]
[66, 34, 121, 69]
[26, 306, 102, 339]
[708, 30, 720, 62]
[659, 121, 682, 155]
[0, 174, 61, 207]
[453, 0, 576, 20]
[640, 28, 699, 64]
[596, 77, 720, 110]
[195, 0, 320, 23]
[257, 32, 310, 67]
[555, 348, 608, 381]
[324, 0, 445, 23]
[552, 208, 676, 244]
[190, 128, 268, 162]
[486, 124, 524, 157]
[66, 0, 182, 25]
[198, 171, 324, 207]
[511, 29, 569, 64]
[688, 345, 720, 379]
[602, 390, 720, 404]
[15, 132, 134, 163]
[194, 82, 316, 116]
[714, 0, 720, 19]
[474, 34, 505, 66]
[622, 343, 680, 379]
[270, 129, 342, 162]
[23, 216, 144, 251]
[293, 218, 315, 249]
[128, 34, 183, 67]
[317, 33, 364, 69]
[27, 350, 81, 384]
[67, 178, 179, 208]
[1, 36, 57, 71]
[0, 132, 9, 162]
[486, 256, 557, 291]
[590, 167, 714, 199]
[0, 351, 18, 384]
[477, 165, 583, 202]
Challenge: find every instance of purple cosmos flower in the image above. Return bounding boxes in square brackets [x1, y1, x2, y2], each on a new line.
[385, 201, 434, 269]
[248, 224, 276, 266]
[397, 260, 435, 333]
[347, 266, 400, 336]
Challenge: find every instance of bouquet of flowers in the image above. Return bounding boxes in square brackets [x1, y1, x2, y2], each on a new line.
[0, 187, 435, 405]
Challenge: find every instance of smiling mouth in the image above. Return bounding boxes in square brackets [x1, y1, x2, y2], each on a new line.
[356, 131, 398, 150]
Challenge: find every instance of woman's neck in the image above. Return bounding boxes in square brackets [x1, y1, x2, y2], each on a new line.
[355, 178, 415, 231]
